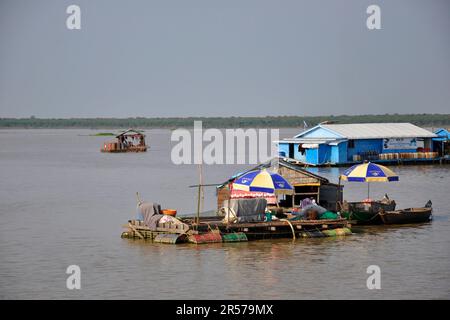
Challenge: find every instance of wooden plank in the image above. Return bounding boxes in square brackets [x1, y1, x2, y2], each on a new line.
[293, 192, 319, 195]
[128, 223, 144, 239]
[155, 226, 187, 234]
[210, 218, 348, 229]
[124, 222, 189, 234]
[125, 218, 348, 230]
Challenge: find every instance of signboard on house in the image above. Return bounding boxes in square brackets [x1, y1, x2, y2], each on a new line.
[382, 138, 424, 150]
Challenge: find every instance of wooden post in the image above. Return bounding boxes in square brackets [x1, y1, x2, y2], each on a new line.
[136, 192, 142, 205]
[196, 163, 203, 229]
[199, 163, 204, 213]
[317, 185, 321, 204]
[128, 223, 144, 239]
[337, 176, 341, 212]
[227, 183, 231, 227]
[196, 184, 201, 227]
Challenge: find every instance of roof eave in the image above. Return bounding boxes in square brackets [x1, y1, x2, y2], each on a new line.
[294, 124, 345, 139]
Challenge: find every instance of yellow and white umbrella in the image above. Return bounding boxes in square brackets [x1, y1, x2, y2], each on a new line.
[340, 162, 399, 199]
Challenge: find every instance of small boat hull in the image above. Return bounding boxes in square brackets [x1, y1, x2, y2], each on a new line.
[379, 208, 432, 224]
[341, 210, 383, 225]
[341, 201, 396, 225]
[222, 232, 248, 242]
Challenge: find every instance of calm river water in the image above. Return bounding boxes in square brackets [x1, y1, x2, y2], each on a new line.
[0, 129, 449, 299]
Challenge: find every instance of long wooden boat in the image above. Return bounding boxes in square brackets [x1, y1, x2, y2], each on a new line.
[379, 207, 432, 225]
[340, 200, 396, 225]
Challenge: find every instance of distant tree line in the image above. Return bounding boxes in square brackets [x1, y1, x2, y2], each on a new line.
[0, 114, 449, 129]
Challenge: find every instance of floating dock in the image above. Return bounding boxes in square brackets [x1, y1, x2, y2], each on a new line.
[121, 217, 352, 244]
[277, 123, 448, 166]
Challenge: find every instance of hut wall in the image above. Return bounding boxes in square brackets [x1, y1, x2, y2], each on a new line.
[277, 166, 321, 185]
[319, 184, 343, 212]
[346, 139, 383, 162]
[217, 187, 230, 210]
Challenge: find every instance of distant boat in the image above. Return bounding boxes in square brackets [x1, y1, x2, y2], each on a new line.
[101, 129, 148, 153]
[379, 201, 432, 224]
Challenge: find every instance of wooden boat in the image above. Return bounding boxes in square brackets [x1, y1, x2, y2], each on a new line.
[101, 129, 148, 153]
[340, 200, 396, 225]
[379, 201, 432, 224]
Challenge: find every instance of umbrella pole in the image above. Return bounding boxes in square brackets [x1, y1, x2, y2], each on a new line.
[367, 182, 370, 199]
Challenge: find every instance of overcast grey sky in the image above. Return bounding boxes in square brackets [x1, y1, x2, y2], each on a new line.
[0, 0, 449, 118]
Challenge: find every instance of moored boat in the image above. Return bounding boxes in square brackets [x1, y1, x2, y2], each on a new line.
[379, 201, 432, 224]
[340, 200, 396, 225]
[101, 129, 148, 153]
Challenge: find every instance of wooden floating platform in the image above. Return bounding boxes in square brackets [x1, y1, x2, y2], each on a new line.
[187, 218, 351, 241]
[101, 146, 147, 153]
[121, 217, 352, 244]
[318, 157, 449, 167]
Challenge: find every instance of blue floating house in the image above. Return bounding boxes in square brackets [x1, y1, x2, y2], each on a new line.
[433, 128, 450, 158]
[276, 123, 438, 165]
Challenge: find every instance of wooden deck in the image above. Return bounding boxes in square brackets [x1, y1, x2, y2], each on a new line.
[101, 146, 147, 153]
[122, 217, 352, 242]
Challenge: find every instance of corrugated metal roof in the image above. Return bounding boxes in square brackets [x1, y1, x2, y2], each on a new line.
[434, 128, 450, 139]
[320, 123, 436, 139]
[276, 138, 340, 144]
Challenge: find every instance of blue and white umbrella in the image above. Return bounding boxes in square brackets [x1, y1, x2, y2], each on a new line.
[232, 169, 294, 195]
[340, 162, 399, 199]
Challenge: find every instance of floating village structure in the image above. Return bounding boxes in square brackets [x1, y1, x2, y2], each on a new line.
[122, 158, 350, 244]
[101, 129, 147, 153]
[120, 124, 441, 244]
[433, 128, 450, 158]
[216, 158, 342, 211]
[276, 123, 441, 166]
[121, 156, 434, 244]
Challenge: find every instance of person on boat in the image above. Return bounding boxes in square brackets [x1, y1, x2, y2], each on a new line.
[300, 197, 312, 208]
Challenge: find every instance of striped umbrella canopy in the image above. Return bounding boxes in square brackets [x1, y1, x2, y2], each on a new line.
[340, 162, 399, 182]
[232, 169, 294, 195]
[340, 162, 399, 199]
